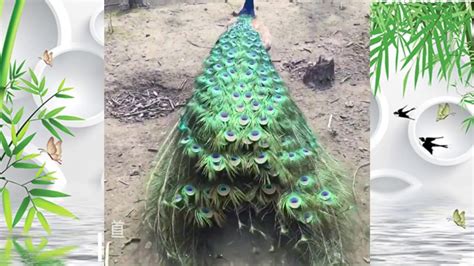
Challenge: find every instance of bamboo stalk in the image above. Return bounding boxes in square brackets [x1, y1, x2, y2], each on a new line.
[0, 0, 25, 110]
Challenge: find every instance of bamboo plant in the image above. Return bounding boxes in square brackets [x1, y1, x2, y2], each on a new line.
[370, 2, 473, 131]
[1, 1, 82, 235]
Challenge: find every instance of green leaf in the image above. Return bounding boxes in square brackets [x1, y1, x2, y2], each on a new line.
[12, 107, 24, 124]
[1, 112, 12, 124]
[23, 207, 36, 234]
[55, 115, 83, 121]
[0, 132, 12, 156]
[12, 133, 36, 155]
[32, 198, 77, 219]
[29, 69, 38, 85]
[13, 197, 30, 227]
[20, 78, 38, 92]
[30, 189, 69, 198]
[45, 107, 65, 119]
[41, 119, 61, 140]
[31, 180, 55, 185]
[2, 188, 13, 231]
[21, 153, 40, 162]
[49, 119, 74, 136]
[17, 121, 30, 141]
[37, 212, 51, 234]
[38, 109, 47, 119]
[55, 94, 74, 99]
[57, 79, 66, 92]
[37, 246, 76, 260]
[13, 162, 40, 169]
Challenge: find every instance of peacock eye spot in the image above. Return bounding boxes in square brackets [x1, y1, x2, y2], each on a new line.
[301, 176, 309, 182]
[321, 191, 329, 197]
[246, 71, 252, 76]
[258, 153, 266, 158]
[227, 131, 234, 136]
[245, 92, 252, 98]
[290, 197, 299, 204]
[289, 152, 295, 157]
[251, 130, 259, 136]
[221, 112, 229, 118]
[267, 106, 274, 111]
[216, 64, 221, 68]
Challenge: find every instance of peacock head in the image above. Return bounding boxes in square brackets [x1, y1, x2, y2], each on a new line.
[239, 0, 255, 17]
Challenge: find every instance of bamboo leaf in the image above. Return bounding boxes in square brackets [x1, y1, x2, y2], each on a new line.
[37, 246, 76, 260]
[55, 94, 74, 99]
[45, 106, 65, 119]
[0, 132, 12, 156]
[49, 119, 74, 136]
[29, 69, 38, 85]
[31, 180, 55, 185]
[41, 119, 61, 140]
[37, 212, 51, 234]
[2, 188, 13, 231]
[30, 189, 69, 198]
[13, 197, 30, 227]
[23, 207, 36, 234]
[13, 162, 40, 169]
[12, 133, 35, 155]
[12, 107, 23, 124]
[55, 115, 83, 121]
[32, 198, 77, 219]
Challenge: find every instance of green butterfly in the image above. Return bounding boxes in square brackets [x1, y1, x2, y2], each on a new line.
[436, 103, 455, 122]
[453, 209, 466, 229]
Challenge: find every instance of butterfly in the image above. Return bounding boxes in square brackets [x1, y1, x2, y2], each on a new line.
[436, 103, 455, 122]
[453, 209, 466, 229]
[40, 137, 62, 164]
[40, 50, 53, 67]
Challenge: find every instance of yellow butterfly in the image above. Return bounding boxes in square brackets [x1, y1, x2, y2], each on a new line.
[453, 209, 466, 229]
[40, 50, 53, 67]
[40, 137, 62, 164]
[436, 103, 455, 122]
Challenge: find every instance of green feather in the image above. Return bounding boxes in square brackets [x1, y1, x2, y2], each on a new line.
[146, 14, 352, 266]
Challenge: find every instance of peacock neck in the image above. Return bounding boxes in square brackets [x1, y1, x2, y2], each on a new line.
[239, 0, 255, 17]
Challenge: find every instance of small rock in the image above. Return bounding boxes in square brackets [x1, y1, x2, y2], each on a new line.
[145, 34, 150, 37]
[145, 241, 152, 249]
[345, 101, 354, 108]
[130, 170, 140, 176]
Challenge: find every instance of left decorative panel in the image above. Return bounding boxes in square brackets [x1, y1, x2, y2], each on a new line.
[0, 0, 104, 264]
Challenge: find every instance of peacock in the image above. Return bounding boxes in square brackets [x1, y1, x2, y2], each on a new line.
[146, 1, 352, 264]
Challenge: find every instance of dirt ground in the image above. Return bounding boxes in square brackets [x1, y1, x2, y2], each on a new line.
[104, 0, 370, 265]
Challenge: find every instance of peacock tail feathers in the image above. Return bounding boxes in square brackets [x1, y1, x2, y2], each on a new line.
[146, 14, 352, 265]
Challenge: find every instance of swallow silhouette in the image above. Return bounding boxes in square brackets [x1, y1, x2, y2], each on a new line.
[419, 137, 448, 155]
[394, 105, 416, 120]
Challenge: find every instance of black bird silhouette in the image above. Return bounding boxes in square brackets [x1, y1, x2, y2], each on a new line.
[394, 105, 416, 120]
[419, 137, 448, 155]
